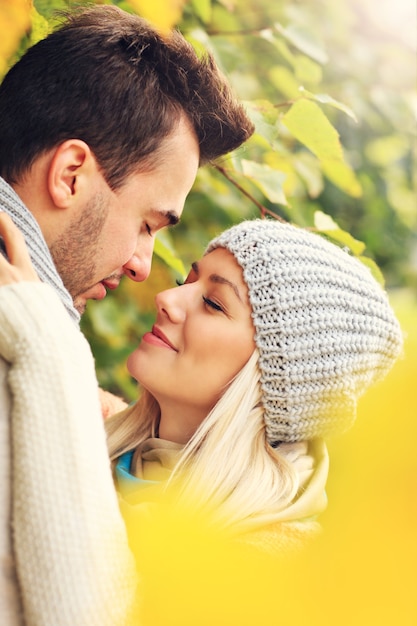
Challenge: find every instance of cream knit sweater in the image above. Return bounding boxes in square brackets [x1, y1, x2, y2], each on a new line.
[0, 283, 138, 625]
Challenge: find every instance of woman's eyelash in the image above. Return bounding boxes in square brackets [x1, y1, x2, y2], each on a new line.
[174, 280, 223, 311]
[202, 296, 223, 312]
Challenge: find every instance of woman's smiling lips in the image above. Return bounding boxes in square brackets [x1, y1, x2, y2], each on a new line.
[142, 325, 178, 351]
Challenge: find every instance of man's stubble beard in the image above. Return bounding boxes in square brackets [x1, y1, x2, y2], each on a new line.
[50, 193, 110, 311]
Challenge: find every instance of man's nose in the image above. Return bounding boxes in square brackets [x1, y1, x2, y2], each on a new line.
[123, 238, 154, 282]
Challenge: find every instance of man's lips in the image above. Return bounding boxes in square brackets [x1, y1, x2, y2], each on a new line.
[142, 325, 178, 351]
[77, 276, 121, 303]
[80, 282, 107, 301]
[101, 277, 121, 290]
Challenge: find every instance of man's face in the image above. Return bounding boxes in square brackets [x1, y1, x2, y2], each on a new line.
[50, 116, 200, 314]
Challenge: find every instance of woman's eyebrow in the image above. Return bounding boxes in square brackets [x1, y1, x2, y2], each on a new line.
[193, 260, 242, 301]
[209, 274, 242, 301]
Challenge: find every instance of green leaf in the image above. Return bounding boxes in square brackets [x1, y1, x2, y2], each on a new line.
[154, 234, 186, 277]
[260, 30, 296, 67]
[269, 66, 301, 99]
[245, 99, 280, 126]
[28, 7, 51, 46]
[244, 100, 280, 144]
[313, 210, 339, 231]
[282, 99, 362, 197]
[274, 22, 328, 64]
[282, 99, 344, 161]
[298, 86, 358, 122]
[357, 256, 385, 286]
[314, 210, 366, 255]
[191, 0, 212, 23]
[241, 159, 288, 205]
[293, 152, 324, 198]
[34, 0, 68, 20]
[321, 159, 362, 198]
[294, 57, 322, 86]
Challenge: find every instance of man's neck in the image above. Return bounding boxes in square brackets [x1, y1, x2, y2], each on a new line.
[0, 177, 80, 325]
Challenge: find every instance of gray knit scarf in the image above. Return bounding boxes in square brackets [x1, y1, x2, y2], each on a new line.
[0, 176, 80, 325]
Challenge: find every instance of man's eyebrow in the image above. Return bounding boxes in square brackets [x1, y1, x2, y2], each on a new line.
[192, 261, 242, 301]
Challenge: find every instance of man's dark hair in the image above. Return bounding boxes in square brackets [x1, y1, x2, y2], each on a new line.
[0, 5, 254, 188]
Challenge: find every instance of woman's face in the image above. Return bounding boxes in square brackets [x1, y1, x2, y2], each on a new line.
[127, 247, 255, 443]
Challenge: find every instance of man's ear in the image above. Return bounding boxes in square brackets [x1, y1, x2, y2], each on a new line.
[47, 140, 97, 208]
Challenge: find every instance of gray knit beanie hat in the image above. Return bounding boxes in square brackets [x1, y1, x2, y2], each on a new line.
[206, 219, 403, 443]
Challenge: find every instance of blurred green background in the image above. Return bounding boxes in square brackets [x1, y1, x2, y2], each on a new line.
[1, 0, 414, 400]
[1, 2, 416, 624]
[88, 0, 417, 400]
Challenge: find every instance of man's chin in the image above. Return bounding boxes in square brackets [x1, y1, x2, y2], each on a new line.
[73, 297, 87, 316]
[73, 282, 108, 315]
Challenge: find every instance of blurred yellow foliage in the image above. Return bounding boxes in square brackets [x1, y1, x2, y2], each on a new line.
[127, 0, 187, 33]
[0, 0, 31, 75]
[124, 291, 416, 626]
[0, 0, 187, 77]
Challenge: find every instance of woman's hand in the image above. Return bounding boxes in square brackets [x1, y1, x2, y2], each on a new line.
[0, 212, 40, 284]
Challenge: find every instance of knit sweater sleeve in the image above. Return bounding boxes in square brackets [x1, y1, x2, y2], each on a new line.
[0, 283, 138, 626]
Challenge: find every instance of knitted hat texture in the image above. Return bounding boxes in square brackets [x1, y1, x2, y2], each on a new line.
[206, 219, 403, 443]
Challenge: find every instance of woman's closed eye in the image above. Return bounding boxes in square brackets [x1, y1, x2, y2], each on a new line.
[202, 295, 224, 312]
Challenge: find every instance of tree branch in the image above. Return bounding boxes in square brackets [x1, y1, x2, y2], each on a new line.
[214, 165, 288, 223]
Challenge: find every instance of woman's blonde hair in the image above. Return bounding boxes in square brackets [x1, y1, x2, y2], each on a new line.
[106, 350, 299, 534]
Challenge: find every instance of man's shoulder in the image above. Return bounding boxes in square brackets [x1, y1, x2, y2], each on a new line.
[0, 356, 11, 415]
[0, 355, 9, 382]
[0, 355, 24, 626]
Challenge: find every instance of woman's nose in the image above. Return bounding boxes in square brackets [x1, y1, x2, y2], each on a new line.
[155, 286, 188, 323]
